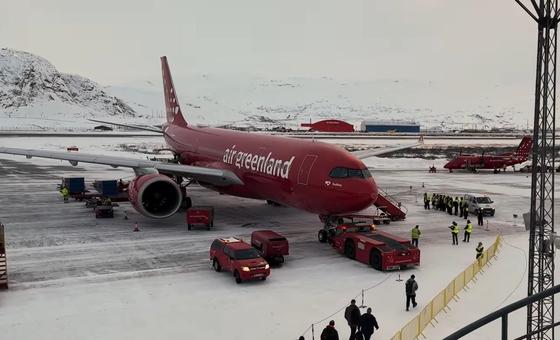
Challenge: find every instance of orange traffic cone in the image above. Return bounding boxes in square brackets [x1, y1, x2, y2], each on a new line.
[133, 223, 139, 232]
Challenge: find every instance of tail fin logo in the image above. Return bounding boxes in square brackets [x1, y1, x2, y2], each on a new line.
[161, 56, 188, 128]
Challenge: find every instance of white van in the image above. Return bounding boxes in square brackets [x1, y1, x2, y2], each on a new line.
[463, 194, 495, 216]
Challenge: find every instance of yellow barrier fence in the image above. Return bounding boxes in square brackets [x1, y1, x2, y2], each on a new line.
[391, 235, 502, 340]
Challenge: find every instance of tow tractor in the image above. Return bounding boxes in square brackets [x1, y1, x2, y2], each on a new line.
[326, 217, 420, 271]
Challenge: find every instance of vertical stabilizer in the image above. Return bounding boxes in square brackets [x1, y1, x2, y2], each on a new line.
[516, 136, 533, 158]
[161, 56, 188, 128]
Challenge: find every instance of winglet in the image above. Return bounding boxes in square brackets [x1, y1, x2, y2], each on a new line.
[161, 56, 188, 128]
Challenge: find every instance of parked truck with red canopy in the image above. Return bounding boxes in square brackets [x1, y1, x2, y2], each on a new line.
[331, 223, 420, 271]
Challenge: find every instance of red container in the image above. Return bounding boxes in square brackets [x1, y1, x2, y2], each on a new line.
[186, 206, 214, 230]
[251, 230, 289, 264]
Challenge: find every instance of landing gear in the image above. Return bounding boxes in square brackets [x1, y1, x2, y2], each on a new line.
[317, 215, 340, 244]
[318, 230, 328, 243]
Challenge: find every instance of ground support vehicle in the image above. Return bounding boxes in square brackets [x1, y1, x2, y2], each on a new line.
[186, 206, 214, 230]
[251, 230, 289, 264]
[95, 205, 114, 218]
[318, 214, 390, 243]
[463, 193, 495, 216]
[330, 224, 420, 271]
[210, 237, 270, 284]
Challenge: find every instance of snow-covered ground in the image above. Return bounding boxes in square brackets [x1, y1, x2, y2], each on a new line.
[0, 136, 557, 340]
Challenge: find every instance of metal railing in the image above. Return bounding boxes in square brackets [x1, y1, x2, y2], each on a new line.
[444, 284, 560, 339]
[391, 235, 502, 340]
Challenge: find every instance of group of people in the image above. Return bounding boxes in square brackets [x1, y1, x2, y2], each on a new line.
[313, 300, 379, 340]
[424, 193, 471, 219]
[424, 192, 486, 226]
[312, 276, 420, 340]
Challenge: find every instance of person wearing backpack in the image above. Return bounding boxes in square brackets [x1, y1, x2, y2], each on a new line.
[405, 275, 419, 311]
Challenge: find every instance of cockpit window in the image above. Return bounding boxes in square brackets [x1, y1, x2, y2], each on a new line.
[329, 167, 372, 179]
[329, 167, 349, 178]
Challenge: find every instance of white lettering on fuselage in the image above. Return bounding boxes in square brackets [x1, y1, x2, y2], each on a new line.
[223, 145, 295, 179]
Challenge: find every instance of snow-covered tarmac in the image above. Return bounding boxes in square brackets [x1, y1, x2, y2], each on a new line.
[0, 136, 557, 340]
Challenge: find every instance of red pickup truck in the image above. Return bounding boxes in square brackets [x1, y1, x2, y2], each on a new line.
[210, 237, 270, 284]
[331, 224, 420, 271]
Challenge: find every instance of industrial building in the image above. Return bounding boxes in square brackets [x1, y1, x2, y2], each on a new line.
[360, 120, 420, 133]
[300, 119, 355, 132]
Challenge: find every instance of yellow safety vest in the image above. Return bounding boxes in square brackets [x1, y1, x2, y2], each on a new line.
[465, 223, 473, 233]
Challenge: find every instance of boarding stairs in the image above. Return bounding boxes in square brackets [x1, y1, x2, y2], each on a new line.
[0, 223, 6, 289]
[374, 188, 407, 221]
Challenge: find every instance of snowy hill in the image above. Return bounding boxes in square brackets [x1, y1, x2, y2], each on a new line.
[111, 73, 533, 131]
[0, 48, 533, 131]
[0, 48, 135, 130]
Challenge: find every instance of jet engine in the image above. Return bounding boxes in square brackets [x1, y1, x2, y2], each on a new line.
[128, 173, 183, 219]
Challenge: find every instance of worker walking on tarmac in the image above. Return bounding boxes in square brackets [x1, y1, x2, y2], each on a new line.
[476, 242, 484, 261]
[60, 185, 70, 203]
[405, 274, 419, 311]
[320, 320, 339, 340]
[358, 307, 379, 340]
[449, 222, 459, 245]
[345, 299, 361, 340]
[477, 208, 484, 226]
[463, 220, 473, 242]
[453, 197, 459, 216]
[411, 225, 421, 247]
[423, 193, 430, 210]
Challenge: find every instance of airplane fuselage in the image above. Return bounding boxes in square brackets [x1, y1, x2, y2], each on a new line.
[163, 123, 378, 215]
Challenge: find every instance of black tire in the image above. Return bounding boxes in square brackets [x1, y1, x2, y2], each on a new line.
[261, 276, 266, 281]
[184, 197, 192, 209]
[187, 224, 192, 230]
[213, 258, 221, 272]
[370, 249, 382, 270]
[318, 230, 328, 243]
[344, 240, 356, 259]
[278, 255, 285, 264]
[234, 270, 242, 284]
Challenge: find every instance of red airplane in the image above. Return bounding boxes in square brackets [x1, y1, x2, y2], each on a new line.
[0, 57, 420, 233]
[443, 136, 532, 173]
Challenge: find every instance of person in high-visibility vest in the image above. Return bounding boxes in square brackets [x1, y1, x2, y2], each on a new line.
[411, 225, 421, 247]
[463, 220, 473, 243]
[449, 221, 459, 245]
[453, 197, 459, 216]
[476, 242, 484, 260]
[60, 186, 70, 203]
[447, 197, 453, 215]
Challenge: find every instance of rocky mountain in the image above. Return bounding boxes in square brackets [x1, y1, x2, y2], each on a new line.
[0, 48, 135, 121]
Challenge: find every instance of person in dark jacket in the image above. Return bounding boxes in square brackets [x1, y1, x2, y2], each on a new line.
[358, 307, 379, 340]
[477, 208, 484, 226]
[321, 320, 339, 340]
[453, 197, 459, 215]
[344, 299, 361, 340]
[405, 274, 419, 311]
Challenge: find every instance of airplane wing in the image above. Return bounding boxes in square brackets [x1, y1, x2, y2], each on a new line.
[352, 138, 424, 160]
[0, 147, 243, 186]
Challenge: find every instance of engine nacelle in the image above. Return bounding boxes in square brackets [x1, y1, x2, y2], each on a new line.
[128, 174, 182, 219]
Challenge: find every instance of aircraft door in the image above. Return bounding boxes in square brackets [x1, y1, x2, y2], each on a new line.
[297, 155, 318, 185]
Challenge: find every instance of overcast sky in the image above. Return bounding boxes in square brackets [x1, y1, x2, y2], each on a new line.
[1, 0, 538, 87]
